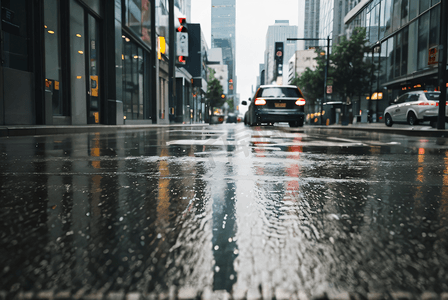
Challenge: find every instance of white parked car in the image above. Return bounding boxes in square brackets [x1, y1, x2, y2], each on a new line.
[384, 91, 446, 126]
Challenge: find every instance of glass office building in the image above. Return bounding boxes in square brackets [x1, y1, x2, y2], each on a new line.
[345, 0, 444, 119]
[211, 0, 236, 103]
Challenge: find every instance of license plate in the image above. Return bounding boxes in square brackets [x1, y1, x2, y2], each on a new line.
[275, 103, 286, 108]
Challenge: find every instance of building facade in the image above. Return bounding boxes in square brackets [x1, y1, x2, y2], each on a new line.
[344, 0, 445, 120]
[264, 20, 298, 85]
[304, 0, 320, 49]
[211, 0, 236, 108]
[0, 0, 206, 126]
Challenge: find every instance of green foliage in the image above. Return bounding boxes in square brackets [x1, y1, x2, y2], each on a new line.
[206, 68, 225, 112]
[292, 28, 373, 108]
[331, 27, 373, 101]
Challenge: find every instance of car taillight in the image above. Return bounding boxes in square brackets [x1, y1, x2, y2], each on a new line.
[255, 98, 266, 106]
[295, 98, 306, 106]
[418, 101, 437, 106]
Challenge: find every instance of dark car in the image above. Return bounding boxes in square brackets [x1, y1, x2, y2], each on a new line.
[244, 85, 306, 127]
[226, 113, 238, 123]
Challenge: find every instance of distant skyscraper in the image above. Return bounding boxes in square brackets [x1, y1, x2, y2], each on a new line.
[211, 0, 236, 102]
[264, 20, 298, 85]
[304, 0, 320, 49]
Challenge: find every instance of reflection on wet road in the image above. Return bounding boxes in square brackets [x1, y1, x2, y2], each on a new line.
[1, 124, 448, 298]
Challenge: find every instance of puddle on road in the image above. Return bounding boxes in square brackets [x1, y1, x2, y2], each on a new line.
[1, 128, 448, 296]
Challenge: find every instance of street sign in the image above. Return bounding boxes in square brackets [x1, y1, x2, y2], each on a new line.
[327, 85, 333, 94]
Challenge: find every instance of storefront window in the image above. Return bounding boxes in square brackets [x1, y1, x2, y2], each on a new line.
[44, 0, 66, 116]
[124, 0, 151, 47]
[417, 12, 429, 70]
[70, 0, 86, 122]
[122, 36, 146, 120]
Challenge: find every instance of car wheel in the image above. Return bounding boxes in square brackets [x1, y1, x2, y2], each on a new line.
[407, 112, 419, 125]
[385, 114, 393, 127]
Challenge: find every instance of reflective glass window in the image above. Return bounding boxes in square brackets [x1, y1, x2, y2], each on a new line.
[429, 5, 440, 47]
[82, 0, 102, 16]
[44, 0, 66, 116]
[401, 27, 408, 75]
[122, 35, 146, 120]
[379, 0, 386, 39]
[395, 32, 401, 77]
[417, 12, 429, 70]
[380, 41, 388, 84]
[392, 0, 401, 31]
[387, 37, 394, 81]
[1, 0, 29, 71]
[408, 21, 418, 73]
[419, 0, 430, 13]
[384, 0, 393, 35]
[409, 0, 418, 19]
[124, 0, 151, 48]
[70, 0, 86, 121]
[401, 0, 409, 26]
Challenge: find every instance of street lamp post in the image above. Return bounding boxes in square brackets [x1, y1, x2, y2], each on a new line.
[287, 37, 331, 125]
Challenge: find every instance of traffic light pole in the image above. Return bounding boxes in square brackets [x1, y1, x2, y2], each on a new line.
[287, 37, 331, 125]
[437, 0, 448, 129]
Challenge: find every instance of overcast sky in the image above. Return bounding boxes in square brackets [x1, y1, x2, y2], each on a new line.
[191, 0, 302, 103]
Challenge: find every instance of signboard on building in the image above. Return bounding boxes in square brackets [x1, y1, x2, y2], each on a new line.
[177, 32, 189, 56]
[428, 46, 438, 65]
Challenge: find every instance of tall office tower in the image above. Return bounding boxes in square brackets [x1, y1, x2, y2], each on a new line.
[304, 0, 320, 50]
[211, 0, 236, 103]
[264, 20, 298, 85]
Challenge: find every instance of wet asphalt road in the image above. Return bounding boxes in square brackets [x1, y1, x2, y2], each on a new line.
[1, 124, 448, 299]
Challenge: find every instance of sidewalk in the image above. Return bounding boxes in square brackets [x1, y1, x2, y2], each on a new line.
[1, 122, 448, 138]
[0, 123, 207, 138]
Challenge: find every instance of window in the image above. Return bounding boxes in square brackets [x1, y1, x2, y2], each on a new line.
[123, 36, 146, 120]
[394, 32, 401, 77]
[1, 0, 29, 71]
[401, 0, 409, 26]
[409, 0, 418, 19]
[419, 0, 430, 13]
[44, 0, 67, 116]
[408, 21, 418, 74]
[417, 12, 429, 70]
[401, 27, 408, 76]
[258, 87, 303, 98]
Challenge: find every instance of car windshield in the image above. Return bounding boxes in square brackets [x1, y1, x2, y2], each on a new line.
[425, 92, 440, 101]
[259, 87, 302, 98]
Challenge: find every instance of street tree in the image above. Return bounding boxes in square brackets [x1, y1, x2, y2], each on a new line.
[331, 27, 373, 105]
[292, 49, 328, 114]
[206, 69, 225, 114]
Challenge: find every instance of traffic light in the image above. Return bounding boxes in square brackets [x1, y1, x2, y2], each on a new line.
[274, 42, 283, 78]
[176, 18, 188, 65]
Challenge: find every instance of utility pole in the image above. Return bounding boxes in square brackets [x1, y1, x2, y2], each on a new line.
[287, 37, 332, 125]
[169, 0, 175, 123]
[437, 0, 448, 129]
